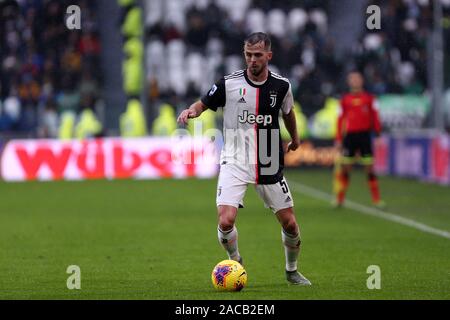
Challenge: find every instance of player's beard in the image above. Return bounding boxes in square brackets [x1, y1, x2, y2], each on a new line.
[250, 64, 263, 77]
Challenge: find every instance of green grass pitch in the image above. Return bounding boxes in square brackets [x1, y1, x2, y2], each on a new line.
[0, 168, 449, 299]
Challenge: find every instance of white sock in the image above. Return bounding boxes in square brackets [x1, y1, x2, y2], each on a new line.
[218, 225, 240, 261]
[282, 229, 301, 272]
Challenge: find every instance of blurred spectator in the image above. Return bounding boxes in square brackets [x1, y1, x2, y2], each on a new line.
[57, 74, 80, 112]
[120, 0, 143, 39]
[58, 110, 76, 140]
[120, 98, 148, 137]
[0, 94, 21, 131]
[152, 103, 177, 136]
[185, 9, 209, 49]
[75, 105, 103, 139]
[123, 37, 144, 99]
[37, 98, 58, 138]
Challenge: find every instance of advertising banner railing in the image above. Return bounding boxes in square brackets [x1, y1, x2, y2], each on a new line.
[284, 133, 450, 186]
[371, 133, 449, 185]
[1, 133, 449, 185]
[284, 139, 338, 167]
[0, 137, 219, 181]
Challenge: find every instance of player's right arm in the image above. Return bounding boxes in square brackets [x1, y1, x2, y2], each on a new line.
[177, 101, 208, 125]
[177, 78, 226, 125]
[335, 96, 346, 150]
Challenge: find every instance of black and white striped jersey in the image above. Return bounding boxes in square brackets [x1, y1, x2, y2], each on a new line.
[201, 69, 294, 185]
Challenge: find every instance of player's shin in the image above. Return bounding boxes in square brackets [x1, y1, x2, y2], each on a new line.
[368, 172, 381, 203]
[337, 171, 350, 204]
[217, 225, 241, 261]
[281, 229, 301, 272]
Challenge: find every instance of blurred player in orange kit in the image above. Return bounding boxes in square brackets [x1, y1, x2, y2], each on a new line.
[333, 71, 385, 209]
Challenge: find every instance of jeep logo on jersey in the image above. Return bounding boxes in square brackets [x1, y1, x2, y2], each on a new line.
[238, 110, 272, 126]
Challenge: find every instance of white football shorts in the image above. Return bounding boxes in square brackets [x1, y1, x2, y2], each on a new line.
[216, 165, 294, 213]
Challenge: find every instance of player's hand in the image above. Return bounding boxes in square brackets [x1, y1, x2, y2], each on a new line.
[287, 139, 300, 153]
[177, 108, 197, 125]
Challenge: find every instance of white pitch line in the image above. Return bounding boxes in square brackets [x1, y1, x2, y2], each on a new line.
[289, 181, 450, 241]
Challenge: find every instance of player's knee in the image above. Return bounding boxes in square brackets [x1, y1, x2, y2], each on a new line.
[218, 219, 234, 232]
[283, 218, 298, 236]
[218, 207, 236, 231]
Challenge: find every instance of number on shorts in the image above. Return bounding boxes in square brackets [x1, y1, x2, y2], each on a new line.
[279, 180, 289, 194]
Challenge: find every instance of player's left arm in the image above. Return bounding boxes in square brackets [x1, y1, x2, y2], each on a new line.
[280, 83, 299, 152]
[282, 109, 300, 152]
[336, 97, 346, 148]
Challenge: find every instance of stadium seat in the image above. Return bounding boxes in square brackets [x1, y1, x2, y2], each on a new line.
[186, 53, 205, 91]
[309, 9, 328, 35]
[225, 55, 244, 76]
[144, 0, 163, 27]
[287, 8, 308, 33]
[246, 8, 266, 33]
[267, 9, 287, 39]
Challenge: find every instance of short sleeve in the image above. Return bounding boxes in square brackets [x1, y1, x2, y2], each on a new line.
[200, 78, 226, 111]
[281, 82, 294, 115]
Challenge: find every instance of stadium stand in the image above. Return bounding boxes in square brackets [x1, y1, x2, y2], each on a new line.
[0, 0, 449, 137]
[0, 0, 102, 137]
[144, 0, 449, 123]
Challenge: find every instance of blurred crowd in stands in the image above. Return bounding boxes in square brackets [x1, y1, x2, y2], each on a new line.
[0, 0, 102, 138]
[358, 0, 450, 95]
[146, 0, 449, 119]
[1, 0, 449, 138]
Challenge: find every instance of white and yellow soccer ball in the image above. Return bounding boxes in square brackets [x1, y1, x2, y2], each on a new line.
[211, 259, 247, 292]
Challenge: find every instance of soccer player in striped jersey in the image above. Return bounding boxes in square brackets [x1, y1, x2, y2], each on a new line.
[178, 32, 311, 285]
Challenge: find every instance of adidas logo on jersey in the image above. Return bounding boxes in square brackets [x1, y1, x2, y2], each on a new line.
[285, 196, 292, 203]
[238, 97, 246, 103]
[238, 110, 272, 126]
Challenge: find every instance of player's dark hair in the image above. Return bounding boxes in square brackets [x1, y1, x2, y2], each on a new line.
[244, 32, 271, 51]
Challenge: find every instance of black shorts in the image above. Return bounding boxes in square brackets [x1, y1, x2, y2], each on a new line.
[342, 131, 373, 159]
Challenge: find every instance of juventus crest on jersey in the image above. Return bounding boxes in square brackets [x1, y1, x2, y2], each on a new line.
[201, 69, 294, 185]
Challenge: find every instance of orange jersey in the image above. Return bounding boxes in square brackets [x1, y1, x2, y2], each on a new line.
[336, 92, 381, 141]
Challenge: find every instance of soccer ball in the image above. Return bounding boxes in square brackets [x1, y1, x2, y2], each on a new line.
[211, 259, 247, 292]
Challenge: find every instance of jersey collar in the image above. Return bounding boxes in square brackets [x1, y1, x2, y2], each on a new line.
[244, 69, 270, 88]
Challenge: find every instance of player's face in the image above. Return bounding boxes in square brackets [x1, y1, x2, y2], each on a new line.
[347, 72, 364, 92]
[244, 41, 272, 77]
